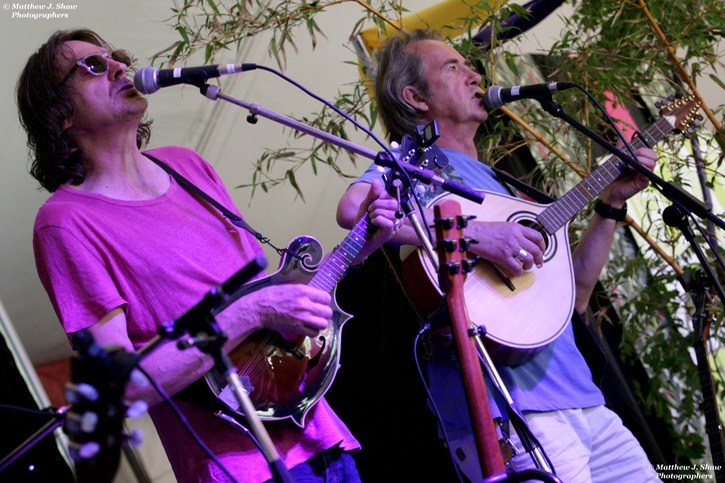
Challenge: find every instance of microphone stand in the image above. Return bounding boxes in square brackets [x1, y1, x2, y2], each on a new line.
[380, 131, 557, 481]
[663, 207, 725, 482]
[534, 95, 725, 295]
[0, 409, 66, 475]
[137, 256, 296, 483]
[535, 96, 725, 475]
[184, 79, 556, 481]
[191, 82, 484, 206]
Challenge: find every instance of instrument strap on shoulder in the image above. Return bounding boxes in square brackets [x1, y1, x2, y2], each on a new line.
[143, 152, 293, 259]
[491, 167, 555, 204]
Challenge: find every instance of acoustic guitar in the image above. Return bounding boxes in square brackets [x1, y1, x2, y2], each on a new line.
[403, 94, 702, 365]
[433, 199, 506, 478]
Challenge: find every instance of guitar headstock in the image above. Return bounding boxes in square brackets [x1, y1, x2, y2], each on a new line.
[65, 330, 144, 482]
[657, 93, 703, 137]
[433, 200, 478, 292]
[397, 119, 449, 170]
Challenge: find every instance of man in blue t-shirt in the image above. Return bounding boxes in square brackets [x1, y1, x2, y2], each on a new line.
[337, 30, 661, 483]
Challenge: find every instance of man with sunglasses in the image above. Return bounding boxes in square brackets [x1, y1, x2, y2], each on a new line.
[17, 29, 400, 482]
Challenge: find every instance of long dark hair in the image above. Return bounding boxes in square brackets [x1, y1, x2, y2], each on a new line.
[16, 29, 151, 192]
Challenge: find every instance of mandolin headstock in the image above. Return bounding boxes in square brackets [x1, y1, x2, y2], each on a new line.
[656, 93, 703, 137]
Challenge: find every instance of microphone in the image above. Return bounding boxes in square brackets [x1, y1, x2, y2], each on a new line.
[483, 81, 576, 110]
[133, 63, 257, 94]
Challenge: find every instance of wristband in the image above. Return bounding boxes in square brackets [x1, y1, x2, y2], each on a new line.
[594, 199, 627, 222]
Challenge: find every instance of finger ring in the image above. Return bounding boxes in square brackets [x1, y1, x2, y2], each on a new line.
[516, 248, 528, 261]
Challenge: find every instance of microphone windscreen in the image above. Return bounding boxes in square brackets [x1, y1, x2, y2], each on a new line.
[483, 85, 504, 110]
[133, 67, 158, 95]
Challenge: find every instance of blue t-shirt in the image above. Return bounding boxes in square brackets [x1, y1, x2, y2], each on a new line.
[353, 148, 604, 429]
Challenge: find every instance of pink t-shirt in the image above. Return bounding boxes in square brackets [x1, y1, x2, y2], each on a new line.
[34, 146, 358, 482]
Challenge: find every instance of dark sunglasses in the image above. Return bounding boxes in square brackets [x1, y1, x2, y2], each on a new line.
[60, 49, 133, 85]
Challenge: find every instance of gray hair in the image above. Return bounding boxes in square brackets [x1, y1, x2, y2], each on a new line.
[374, 29, 442, 143]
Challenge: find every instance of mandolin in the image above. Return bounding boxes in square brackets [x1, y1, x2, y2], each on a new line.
[403, 94, 702, 365]
[205, 133, 434, 427]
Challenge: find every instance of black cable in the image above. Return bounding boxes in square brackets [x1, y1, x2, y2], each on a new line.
[413, 326, 468, 483]
[133, 365, 239, 483]
[0, 404, 64, 418]
[250, 64, 434, 242]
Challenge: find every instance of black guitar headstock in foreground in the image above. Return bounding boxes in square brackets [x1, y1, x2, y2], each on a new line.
[65, 330, 145, 483]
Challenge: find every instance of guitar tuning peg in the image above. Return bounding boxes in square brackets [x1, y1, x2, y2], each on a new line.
[125, 400, 149, 419]
[655, 100, 663, 108]
[461, 259, 477, 273]
[441, 239, 457, 252]
[444, 261, 461, 274]
[129, 368, 149, 388]
[65, 410, 99, 434]
[64, 382, 99, 404]
[456, 214, 477, 228]
[122, 428, 144, 449]
[68, 441, 101, 461]
[459, 237, 479, 251]
[438, 217, 455, 230]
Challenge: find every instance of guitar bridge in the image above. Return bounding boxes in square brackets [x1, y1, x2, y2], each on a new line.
[487, 261, 516, 292]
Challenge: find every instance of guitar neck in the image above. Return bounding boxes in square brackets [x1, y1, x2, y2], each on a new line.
[536, 116, 674, 234]
[309, 214, 374, 293]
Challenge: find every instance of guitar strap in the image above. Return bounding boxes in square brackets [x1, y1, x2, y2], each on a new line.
[142, 152, 280, 412]
[491, 167, 555, 204]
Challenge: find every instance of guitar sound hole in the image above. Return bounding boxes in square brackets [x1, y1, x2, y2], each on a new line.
[516, 219, 556, 261]
[518, 220, 550, 251]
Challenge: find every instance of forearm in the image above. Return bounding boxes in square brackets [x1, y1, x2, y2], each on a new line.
[132, 342, 215, 405]
[338, 181, 431, 249]
[571, 212, 619, 313]
[103, 297, 265, 406]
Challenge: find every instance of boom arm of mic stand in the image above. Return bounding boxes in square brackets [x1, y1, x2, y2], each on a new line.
[536, 98, 725, 230]
[200, 84, 378, 160]
[197, 84, 484, 205]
